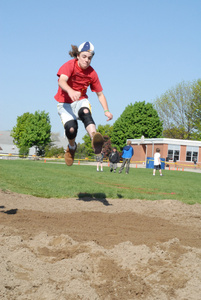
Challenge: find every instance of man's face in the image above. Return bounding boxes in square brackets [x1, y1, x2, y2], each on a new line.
[77, 52, 93, 69]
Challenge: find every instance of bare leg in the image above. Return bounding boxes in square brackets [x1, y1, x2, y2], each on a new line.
[86, 123, 96, 139]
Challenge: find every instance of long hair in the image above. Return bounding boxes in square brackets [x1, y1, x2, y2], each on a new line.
[69, 45, 79, 58]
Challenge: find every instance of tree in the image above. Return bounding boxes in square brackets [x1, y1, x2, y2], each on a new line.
[190, 79, 201, 140]
[82, 124, 113, 157]
[82, 133, 94, 158]
[111, 101, 163, 150]
[11, 111, 51, 156]
[163, 125, 188, 139]
[101, 135, 112, 158]
[19, 145, 30, 157]
[154, 81, 194, 139]
[75, 143, 88, 159]
[45, 145, 65, 158]
[96, 124, 113, 137]
[10, 112, 32, 148]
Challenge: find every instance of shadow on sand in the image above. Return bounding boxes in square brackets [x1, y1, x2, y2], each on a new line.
[0, 208, 18, 214]
[77, 193, 112, 206]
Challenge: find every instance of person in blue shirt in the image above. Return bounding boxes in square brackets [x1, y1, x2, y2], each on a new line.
[119, 140, 134, 174]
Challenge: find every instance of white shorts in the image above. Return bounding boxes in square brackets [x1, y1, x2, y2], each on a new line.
[57, 99, 92, 126]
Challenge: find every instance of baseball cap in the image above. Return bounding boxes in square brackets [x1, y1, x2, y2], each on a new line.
[78, 41, 95, 54]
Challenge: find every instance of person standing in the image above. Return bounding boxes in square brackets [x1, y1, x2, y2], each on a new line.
[109, 147, 120, 173]
[119, 141, 134, 174]
[54, 42, 113, 166]
[96, 151, 104, 172]
[193, 157, 197, 169]
[153, 148, 163, 176]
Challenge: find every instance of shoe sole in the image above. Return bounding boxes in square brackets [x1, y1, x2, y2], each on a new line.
[92, 132, 104, 154]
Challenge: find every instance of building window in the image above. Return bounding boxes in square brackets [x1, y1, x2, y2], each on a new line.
[186, 146, 198, 162]
[167, 145, 180, 161]
[174, 150, 180, 161]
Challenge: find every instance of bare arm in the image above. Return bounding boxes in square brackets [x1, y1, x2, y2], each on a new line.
[58, 74, 81, 102]
[96, 91, 113, 121]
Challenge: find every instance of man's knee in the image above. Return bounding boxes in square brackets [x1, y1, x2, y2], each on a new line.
[64, 120, 78, 139]
[78, 107, 95, 128]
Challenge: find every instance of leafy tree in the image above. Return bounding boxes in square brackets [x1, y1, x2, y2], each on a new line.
[111, 101, 163, 149]
[163, 125, 187, 139]
[75, 143, 88, 159]
[82, 134, 94, 158]
[45, 146, 65, 158]
[10, 112, 32, 147]
[102, 135, 112, 158]
[96, 124, 113, 137]
[190, 79, 201, 140]
[154, 81, 194, 139]
[19, 145, 30, 157]
[11, 111, 51, 156]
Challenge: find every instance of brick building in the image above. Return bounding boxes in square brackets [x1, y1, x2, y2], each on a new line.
[129, 137, 201, 168]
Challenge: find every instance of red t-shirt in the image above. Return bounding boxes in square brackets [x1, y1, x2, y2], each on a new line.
[54, 59, 103, 103]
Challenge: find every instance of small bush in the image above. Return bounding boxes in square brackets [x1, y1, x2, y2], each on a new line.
[45, 146, 65, 158]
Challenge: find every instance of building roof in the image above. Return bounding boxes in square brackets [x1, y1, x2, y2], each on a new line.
[130, 137, 201, 147]
[0, 131, 14, 145]
[0, 131, 67, 155]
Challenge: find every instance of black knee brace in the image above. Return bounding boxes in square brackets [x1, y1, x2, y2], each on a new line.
[64, 120, 78, 140]
[78, 107, 95, 128]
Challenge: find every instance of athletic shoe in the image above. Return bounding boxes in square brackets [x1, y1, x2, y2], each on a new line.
[91, 132, 104, 154]
[110, 168, 113, 172]
[64, 144, 77, 166]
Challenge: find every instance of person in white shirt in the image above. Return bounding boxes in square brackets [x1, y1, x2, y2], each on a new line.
[153, 148, 163, 176]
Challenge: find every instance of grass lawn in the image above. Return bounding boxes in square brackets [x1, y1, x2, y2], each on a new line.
[0, 160, 200, 204]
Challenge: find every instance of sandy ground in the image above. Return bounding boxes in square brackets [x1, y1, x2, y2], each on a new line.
[0, 189, 201, 300]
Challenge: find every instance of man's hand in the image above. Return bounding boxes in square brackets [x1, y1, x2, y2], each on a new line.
[105, 111, 113, 121]
[58, 74, 81, 102]
[67, 89, 81, 102]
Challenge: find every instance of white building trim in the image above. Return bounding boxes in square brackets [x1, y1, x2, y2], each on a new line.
[130, 138, 201, 147]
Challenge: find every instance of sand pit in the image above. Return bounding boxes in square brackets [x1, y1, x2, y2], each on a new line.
[0, 189, 201, 299]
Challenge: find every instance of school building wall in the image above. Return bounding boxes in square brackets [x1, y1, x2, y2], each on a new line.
[131, 143, 167, 163]
[130, 138, 201, 169]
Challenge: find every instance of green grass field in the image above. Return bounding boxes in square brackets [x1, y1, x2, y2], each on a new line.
[0, 160, 200, 204]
